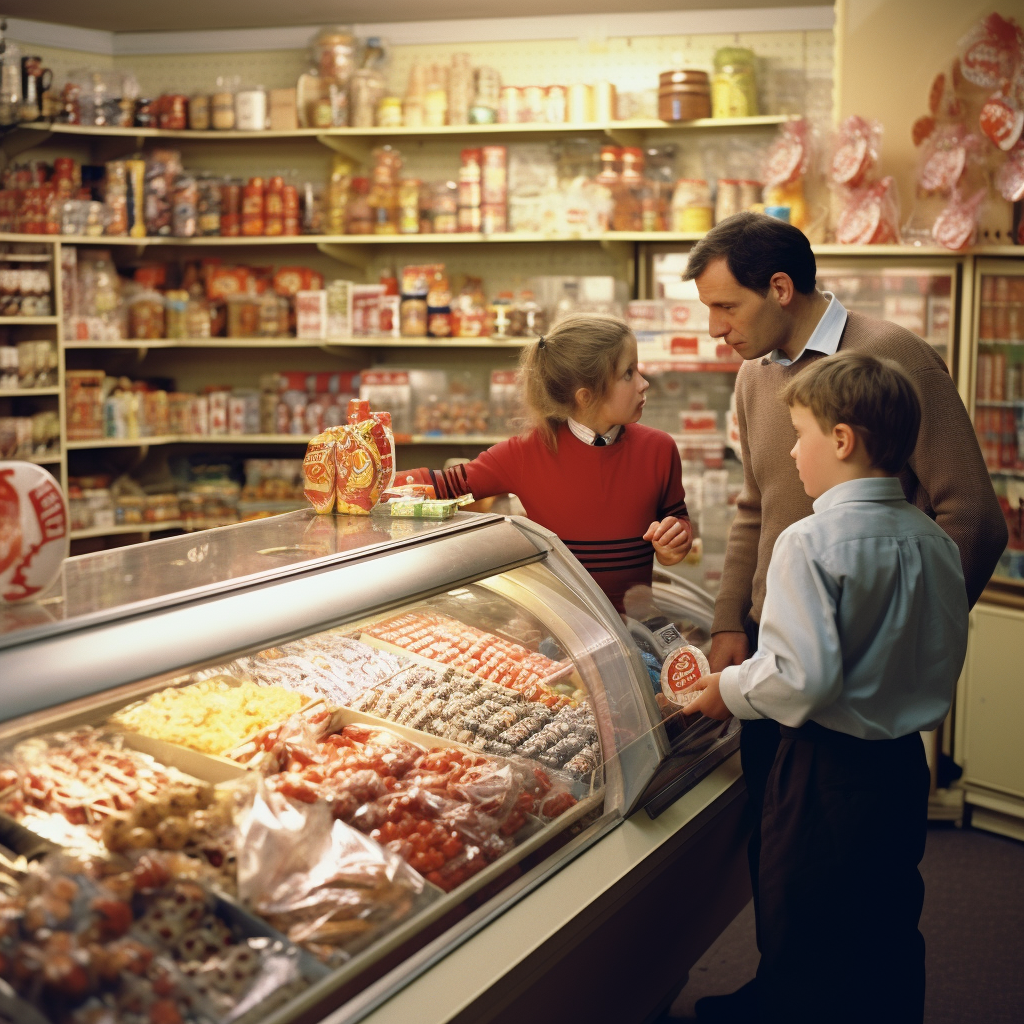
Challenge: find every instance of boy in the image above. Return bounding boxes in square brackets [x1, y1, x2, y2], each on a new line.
[683, 350, 968, 1024]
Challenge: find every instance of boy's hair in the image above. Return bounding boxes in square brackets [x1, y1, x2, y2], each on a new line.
[517, 312, 632, 449]
[683, 211, 817, 296]
[781, 351, 922, 474]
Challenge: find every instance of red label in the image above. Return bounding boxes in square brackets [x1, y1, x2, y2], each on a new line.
[664, 650, 703, 693]
[29, 479, 66, 544]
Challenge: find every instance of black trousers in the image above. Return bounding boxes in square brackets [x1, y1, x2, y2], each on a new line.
[756, 722, 930, 1024]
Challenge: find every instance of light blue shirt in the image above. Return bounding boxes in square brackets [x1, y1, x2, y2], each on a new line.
[719, 477, 968, 739]
[770, 291, 848, 366]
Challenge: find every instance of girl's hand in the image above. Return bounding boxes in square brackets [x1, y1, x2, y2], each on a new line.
[644, 516, 693, 565]
[680, 672, 733, 721]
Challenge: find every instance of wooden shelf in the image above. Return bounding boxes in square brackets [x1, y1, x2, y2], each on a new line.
[0, 386, 60, 396]
[64, 336, 532, 349]
[12, 116, 793, 144]
[17, 452, 62, 464]
[70, 520, 185, 540]
[65, 433, 510, 450]
[0, 316, 58, 325]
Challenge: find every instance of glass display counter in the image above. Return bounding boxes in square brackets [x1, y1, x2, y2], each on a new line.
[0, 508, 740, 1024]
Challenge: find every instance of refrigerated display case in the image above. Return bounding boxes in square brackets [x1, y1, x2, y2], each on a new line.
[970, 259, 1024, 595]
[0, 508, 745, 1024]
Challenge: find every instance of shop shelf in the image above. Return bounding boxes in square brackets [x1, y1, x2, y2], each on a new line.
[66, 436, 179, 449]
[975, 400, 1023, 408]
[66, 433, 510, 449]
[12, 116, 793, 144]
[70, 520, 185, 540]
[0, 386, 60, 396]
[62, 336, 534, 349]
[0, 316, 58, 325]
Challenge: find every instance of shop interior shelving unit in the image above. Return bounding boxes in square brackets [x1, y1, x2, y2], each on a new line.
[0, 118, 1018, 551]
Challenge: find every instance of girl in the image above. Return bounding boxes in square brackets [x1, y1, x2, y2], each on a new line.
[401, 313, 692, 611]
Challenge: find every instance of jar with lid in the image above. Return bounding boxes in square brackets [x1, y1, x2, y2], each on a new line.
[235, 88, 267, 131]
[712, 47, 758, 119]
[377, 95, 403, 127]
[129, 290, 166, 339]
[325, 155, 353, 235]
[430, 181, 458, 234]
[226, 294, 261, 337]
[346, 177, 373, 234]
[398, 179, 420, 234]
[472, 67, 501, 123]
[242, 177, 265, 236]
[189, 94, 210, 130]
[671, 178, 713, 233]
[172, 175, 198, 237]
[715, 179, 741, 224]
[658, 69, 711, 121]
[400, 297, 428, 337]
[313, 26, 356, 82]
[351, 68, 384, 128]
[211, 75, 239, 130]
[489, 292, 514, 339]
[612, 147, 644, 232]
[185, 296, 211, 337]
[165, 289, 189, 338]
[197, 177, 221, 235]
[220, 179, 241, 236]
[301, 181, 325, 234]
[264, 175, 285, 236]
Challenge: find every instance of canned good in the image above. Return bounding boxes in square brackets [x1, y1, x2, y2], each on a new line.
[211, 91, 235, 130]
[398, 179, 420, 234]
[220, 180, 241, 236]
[522, 86, 545, 123]
[481, 204, 507, 234]
[715, 179, 741, 224]
[235, 89, 267, 131]
[242, 177, 265, 236]
[593, 81, 616, 123]
[458, 206, 482, 232]
[159, 94, 188, 130]
[498, 86, 521, 124]
[567, 83, 592, 123]
[264, 176, 284, 236]
[188, 95, 210, 131]
[545, 85, 567, 124]
[739, 179, 762, 209]
[377, 95, 403, 127]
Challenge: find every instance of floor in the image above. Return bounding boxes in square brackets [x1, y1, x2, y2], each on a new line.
[665, 824, 1024, 1023]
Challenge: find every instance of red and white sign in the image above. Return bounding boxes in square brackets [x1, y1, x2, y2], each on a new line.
[660, 644, 710, 706]
[0, 462, 69, 604]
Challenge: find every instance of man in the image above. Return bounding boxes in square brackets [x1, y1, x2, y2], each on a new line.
[683, 212, 1006, 1023]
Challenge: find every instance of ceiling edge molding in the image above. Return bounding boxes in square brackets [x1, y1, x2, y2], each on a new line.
[5, 16, 115, 55]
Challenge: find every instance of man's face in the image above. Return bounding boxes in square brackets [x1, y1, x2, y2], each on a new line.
[693, 258, 788, 361]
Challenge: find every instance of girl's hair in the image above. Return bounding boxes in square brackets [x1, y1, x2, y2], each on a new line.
[516, 312, 633, 449]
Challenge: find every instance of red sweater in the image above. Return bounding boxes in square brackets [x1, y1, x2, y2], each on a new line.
[404, 424, 688, 610]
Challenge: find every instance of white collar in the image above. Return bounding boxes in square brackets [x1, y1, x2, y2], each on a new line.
[771, 292, 848, 366]
[567, 418, 622, 446]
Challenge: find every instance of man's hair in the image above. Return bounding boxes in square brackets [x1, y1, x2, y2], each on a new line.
[780, 351, 922, 474]
[683, 211, 817, 295]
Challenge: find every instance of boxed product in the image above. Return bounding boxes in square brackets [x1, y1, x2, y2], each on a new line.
[351, 283, 386, 336]
[296, 289, 327, 339]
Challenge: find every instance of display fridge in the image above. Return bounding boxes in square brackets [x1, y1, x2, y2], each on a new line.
[0, 508, 748, 1024]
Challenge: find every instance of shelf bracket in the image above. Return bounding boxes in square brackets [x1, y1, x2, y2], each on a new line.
[1, 125, 54, 163]
[316, 134, 372, 164]
[603, 126, 643, 147]
[316, 242, 371, 271]
[599, 239, 634, 263]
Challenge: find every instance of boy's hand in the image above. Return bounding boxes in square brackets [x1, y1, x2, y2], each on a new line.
[680, 672, 733, 721]
[644, 516, 693, 565]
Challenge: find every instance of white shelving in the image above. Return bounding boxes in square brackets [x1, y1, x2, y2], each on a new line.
[66, 434, 511, 449]
[0, 387, 61, 396]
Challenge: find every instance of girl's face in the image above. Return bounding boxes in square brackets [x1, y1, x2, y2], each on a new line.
[592, 335, 649, 430]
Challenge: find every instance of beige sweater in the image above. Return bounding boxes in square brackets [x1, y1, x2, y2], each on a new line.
[713, 310, 1007, 634]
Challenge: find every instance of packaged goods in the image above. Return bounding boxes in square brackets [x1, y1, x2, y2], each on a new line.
[372, 498, 462, 519]
[295, 289, 327, 339]
[660, 645, 711, 706]
[658, 69, 711, 121]
[829, 115, 880, 188]
[112, 678, 307, 756]
[712, 47, 758, 118]
[932, 187, 987, 250]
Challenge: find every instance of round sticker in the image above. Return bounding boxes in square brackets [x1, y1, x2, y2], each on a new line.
[660, 644, 710, 706]
[0, 461, 69, 605]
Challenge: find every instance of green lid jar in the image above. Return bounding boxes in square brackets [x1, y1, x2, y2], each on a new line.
[712, 46, 758, 119]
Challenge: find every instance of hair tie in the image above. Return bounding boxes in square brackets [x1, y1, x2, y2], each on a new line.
[537, 336, 546, 349]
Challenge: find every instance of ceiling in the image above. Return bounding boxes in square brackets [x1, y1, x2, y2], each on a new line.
[5, 1, 829, 34]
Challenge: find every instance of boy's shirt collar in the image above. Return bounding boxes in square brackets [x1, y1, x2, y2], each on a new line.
[567, 418, 622, 446]
[812, 476, 906, 514]
[770, 292, 848, 366]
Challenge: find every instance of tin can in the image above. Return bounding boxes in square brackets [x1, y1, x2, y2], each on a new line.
[188, 94, 210, 131]
[212, 91, 236, 130]
[522, 86, 546, 123]
[498, 86, 521, 124]
[159, 94, 188, 130]
[458, 205, 482, 233]
[235, 89, 267, 131]
[241, 177, 264, 236]
[739, 179, 762, 209]
[377, 95, 403, 127]
[567, 83, 592, 123]
[593, 81, 616, 123]
[715, 179, 741, 224]
[545, 85, 567, 124]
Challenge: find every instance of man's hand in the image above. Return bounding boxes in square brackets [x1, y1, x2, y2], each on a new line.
[709, 630, 749, 673]
[680, 672, 733, 721]
[644, 516, 693, 566]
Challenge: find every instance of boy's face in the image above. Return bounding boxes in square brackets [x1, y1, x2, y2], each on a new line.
[789, 402, 842, 499]
[593, 334, 650, 427]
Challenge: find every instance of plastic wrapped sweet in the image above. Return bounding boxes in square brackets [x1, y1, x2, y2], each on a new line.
[995, 140, 1024, 201]
[834, 176, 901, 245]
[828, 115, 880, 188]
[235, 781, 430, 964]
[932, 187, 987, 250]
[762, 117, 810, 189]
[956, 13, 1023, 91]
[111, 679, 307, 756]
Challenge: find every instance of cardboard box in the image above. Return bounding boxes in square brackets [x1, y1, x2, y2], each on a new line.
[269, 88, 298, 131]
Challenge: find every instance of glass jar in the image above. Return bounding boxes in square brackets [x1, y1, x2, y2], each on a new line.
[128, 290, 166, 339]
[197, 177, 222, 235]
[346, 177, 373, 234]
[264, 175, 285, 236]
[712, 47, 758, 119]
[241, 177, 265, 236]
[400, 297, 427, 336]
[220, 179, 241, 236]
[377, 95, 403, 127]
[312, 26, 356, 83]
[671, 178, 713, 233]
[398, 179, 420, 234]
[431, 180, 458, 233]
[165, 289, 189, 338]
[351, 68, 384, 128]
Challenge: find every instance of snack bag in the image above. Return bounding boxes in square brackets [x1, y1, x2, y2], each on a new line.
[957, 13, 1023, 91]
[762, 117, 810, 189]
[302, 432, 336, 513]
[334, 421, 382, 514]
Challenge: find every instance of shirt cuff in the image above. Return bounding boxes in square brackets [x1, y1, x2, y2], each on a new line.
[719, 664, 765, 721]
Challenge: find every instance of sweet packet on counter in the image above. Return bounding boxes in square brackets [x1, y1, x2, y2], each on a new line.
[370, 497, 470, 520]
[303, 399, 396, 515]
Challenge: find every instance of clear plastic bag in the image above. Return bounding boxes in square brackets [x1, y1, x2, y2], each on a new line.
[932, 187, 987, 250]
[235, 781, 430, 964]
[828, 115, 881, 188]
[835, 176, 901, 245]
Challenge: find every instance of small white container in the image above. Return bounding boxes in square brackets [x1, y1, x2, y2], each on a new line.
[234, 88, 267, 131]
